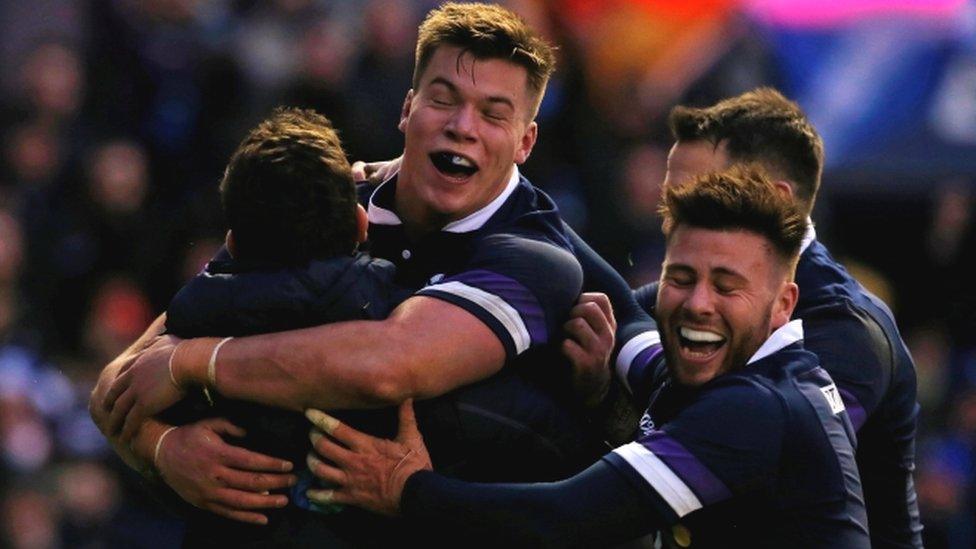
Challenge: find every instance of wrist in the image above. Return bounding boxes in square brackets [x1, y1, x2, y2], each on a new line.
[129, 421, 174, 472]
[170, 337, 222, 387]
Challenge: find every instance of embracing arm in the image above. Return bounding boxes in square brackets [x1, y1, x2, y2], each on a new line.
[175, 296, 505, 411]
[402, 462, 659, 548]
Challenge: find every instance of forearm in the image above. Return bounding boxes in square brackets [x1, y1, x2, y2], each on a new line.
[401, 460, 660, 548]
[173, 301, 504, 411]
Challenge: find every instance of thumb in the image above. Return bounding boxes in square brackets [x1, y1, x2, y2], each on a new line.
[396, 399, 420, 443]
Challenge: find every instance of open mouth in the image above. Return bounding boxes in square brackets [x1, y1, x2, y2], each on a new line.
[677, 326, 726, 358]
[429, 152, 479, 179]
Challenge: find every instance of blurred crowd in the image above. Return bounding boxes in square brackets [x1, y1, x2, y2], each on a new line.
[0, 1, 973, 548]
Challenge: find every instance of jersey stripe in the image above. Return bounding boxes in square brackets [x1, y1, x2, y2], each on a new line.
[615, 331, 662, 393]
[421, 281, 531, 354]
[613, 441, 703, 517]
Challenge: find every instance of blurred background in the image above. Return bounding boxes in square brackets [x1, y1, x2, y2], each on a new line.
[0, 0, 973, 547]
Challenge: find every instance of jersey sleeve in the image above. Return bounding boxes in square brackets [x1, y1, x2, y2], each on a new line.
[401, 460, 664, 547]
[415, 233, 583, 360]
[605, 380, 785, 523]
[562, 224, 665, 398]
[800, 300, 892, 431]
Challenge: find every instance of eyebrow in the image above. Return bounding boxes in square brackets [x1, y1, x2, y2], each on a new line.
[664, 263, 749, 283]
[428, 77, 515, 111]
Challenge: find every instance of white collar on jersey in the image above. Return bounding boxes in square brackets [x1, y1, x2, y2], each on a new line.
[366, 165, 522, 234]
[746, 319, 804, 365]
[800, 218, 816, 255]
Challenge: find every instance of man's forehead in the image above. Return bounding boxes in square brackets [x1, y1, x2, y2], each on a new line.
[666, 226, 775, 268]
[420, 46, 529, 94]
[668, 140, 731, 170]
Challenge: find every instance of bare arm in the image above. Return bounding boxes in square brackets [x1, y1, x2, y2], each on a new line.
[103, 296, 507, 438]
[191, 296, 506, 410]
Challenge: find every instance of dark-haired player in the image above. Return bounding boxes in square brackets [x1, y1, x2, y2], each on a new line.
[625, 89, 921, 548]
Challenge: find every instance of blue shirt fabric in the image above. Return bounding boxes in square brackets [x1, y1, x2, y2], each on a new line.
[606, 321, 870, 548]
[397, 322, 869, 548]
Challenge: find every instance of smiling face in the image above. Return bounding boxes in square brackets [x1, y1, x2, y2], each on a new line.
[395, 45, 539, 233]
[656, 225, 797, 387]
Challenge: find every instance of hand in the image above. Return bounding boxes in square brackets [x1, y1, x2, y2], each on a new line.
[562, 292, 616, 408]
[103, 334, 185, 442]
[351, 156, 402, 184]
[305, 400, 431, 516]
[156, 418, 296, 525]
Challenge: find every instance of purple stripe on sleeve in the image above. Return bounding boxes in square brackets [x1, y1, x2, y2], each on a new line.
[441, 269, 547, 345]
[639, 430, 732, 505]
[837, 387, 867, 431]
[628, 345, 664, 395]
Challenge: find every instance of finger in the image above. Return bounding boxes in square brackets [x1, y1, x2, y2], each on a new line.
[103, 372, 131, 411]
[217, 468, 297, 492]
[207, 418, 247, 439]
[209, 487, 288, 510]
[120, 404, 145, 444]
[106, 390, 135, 436]
[571, 301, 614, 340]
[306, 410, 372, 450]
[205, 505, 269, 526]
[351, 161, 368, 181]
[561, 338, 588, 367]
[309, 431, 355, 465]
[563, 316, 601, 351]
[579, 292, 615, 329]
[396, 399, 420, 443]
[306, 453, 348, 486]
[221, 444, 294, 473]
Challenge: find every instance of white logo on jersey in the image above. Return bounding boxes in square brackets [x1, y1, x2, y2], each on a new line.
[639, 412, 656, 436]
[820, 383, 846, 415]
[428, 273, 445, 285]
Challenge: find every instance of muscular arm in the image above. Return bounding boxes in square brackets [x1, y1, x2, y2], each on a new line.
[176, 296, 506, 411]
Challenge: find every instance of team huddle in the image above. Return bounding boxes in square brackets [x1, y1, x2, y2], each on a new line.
[90, 3, 921, 548]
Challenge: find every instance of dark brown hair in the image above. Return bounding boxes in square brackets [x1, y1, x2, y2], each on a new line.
[413, 2, 556, 114]
[660, 164, 807, 269]
[668, 88, 824, 216]
[220, 107, 357, 266]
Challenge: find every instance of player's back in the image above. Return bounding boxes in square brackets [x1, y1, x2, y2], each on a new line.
[796, 239, 922, 548]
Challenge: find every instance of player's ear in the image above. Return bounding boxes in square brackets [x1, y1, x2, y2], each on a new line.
[771, 280, 799, 330]
[355, 204, 369, 244]
[773, 180, 795, 202]
[225, 229, 237, 258]
[398, 90, 415, 133]
[514, 121, 538, 165]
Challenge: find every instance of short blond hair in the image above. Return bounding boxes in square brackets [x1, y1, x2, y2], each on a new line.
[413, 2, 556, 114]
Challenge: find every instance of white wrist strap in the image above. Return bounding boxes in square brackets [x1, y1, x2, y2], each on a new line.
[203, 337, 233, 405]
[153, 426, 179, 468]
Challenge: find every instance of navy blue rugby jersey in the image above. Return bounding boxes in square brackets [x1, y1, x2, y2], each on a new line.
[632, 225, 922, 548]
[605, 320, 870, 548]
[358, 168, 583, 360]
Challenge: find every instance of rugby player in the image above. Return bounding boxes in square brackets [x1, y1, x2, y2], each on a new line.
[304, 166, 871, 548]
[621, 89, 921, 548]
[90, 2, 646, 538]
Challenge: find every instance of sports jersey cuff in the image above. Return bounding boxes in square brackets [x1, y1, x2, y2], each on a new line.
[615, 332, 663, 394]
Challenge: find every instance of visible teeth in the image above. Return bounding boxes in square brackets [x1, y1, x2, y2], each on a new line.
[450, 155, 474, 168]
[679, 327, 724, 343]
